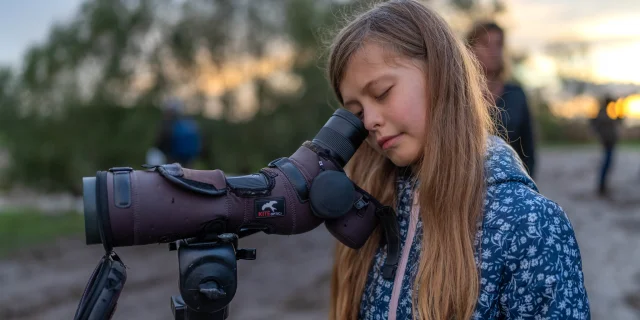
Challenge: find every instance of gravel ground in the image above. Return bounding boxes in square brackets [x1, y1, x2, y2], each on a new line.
[534, 146, 640, 320]
[0, 146, 639, 320]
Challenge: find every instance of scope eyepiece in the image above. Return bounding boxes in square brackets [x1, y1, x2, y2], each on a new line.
[311, 108, 367, 167]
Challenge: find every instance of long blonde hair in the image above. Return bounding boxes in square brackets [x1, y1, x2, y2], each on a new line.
[327, 1, 496, 319]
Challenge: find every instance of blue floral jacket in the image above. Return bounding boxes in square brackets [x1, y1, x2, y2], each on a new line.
[359, 136, 590, 319]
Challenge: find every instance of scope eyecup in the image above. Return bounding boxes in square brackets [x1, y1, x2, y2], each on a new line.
[83, 177, 102, 245]
[312, 108, 368, 167]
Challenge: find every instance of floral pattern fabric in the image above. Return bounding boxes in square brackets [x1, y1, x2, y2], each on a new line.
[359, 136, 590, 319]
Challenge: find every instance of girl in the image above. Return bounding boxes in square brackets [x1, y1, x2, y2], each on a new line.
[327, 1, 590, 319]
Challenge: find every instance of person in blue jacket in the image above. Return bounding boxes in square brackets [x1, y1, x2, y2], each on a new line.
[326, 1, 589, 319]
[154, 97, 202, 167]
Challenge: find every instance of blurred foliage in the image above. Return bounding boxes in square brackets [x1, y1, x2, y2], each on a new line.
[0, 0, 562, 194]
[0, 0, 369, 194]
[527, 90, 606, 145]
[0, 210, 83, 257]
[533, 98, 573, 143]
[451, 0, 506, 18]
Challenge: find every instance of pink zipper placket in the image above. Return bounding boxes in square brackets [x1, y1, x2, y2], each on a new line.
[388, 190, 420, 320]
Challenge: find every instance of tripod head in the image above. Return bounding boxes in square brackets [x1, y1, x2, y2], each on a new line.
[170, 233, 256, 320]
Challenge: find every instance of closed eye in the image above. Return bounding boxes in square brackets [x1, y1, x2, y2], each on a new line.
[375, 86, 393, 101]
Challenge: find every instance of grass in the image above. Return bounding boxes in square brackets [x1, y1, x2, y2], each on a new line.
[0, 209, 84, 257]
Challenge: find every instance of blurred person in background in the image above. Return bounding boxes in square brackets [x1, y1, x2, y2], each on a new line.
[467, 21, 537, 179]
[590, 95, 623, 196]
[152, 97, 202, 168]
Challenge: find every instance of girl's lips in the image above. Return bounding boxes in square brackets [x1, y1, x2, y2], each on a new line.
[378, 134, 402, 150]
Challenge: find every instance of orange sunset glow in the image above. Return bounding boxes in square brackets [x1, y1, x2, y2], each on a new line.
[550, 94, 640, 120]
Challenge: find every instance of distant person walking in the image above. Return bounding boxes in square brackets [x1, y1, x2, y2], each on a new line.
[153, 97, 202, 168]
[590, 95, 623, 196]
[467, 21, 537, 178]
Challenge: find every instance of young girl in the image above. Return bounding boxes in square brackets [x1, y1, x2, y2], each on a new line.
[327, 1, 590, 319]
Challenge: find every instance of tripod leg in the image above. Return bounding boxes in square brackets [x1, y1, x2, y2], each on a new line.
[171, 295, 186, 320]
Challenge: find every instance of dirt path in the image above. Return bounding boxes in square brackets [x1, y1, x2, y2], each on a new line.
[534, 146, 640, 320]
[0, 228, 333, 320]
[0, 147, 639, 320]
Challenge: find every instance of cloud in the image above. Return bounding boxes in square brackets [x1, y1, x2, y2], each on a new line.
[505, 0, 640, 51]
[575, 13, 640, 40]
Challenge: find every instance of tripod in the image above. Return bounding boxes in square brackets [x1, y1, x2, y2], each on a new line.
[169, 233, 257, 320]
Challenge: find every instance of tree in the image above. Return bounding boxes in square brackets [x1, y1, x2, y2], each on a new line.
[0, 0, 353, 192]
[0, 0, 517, 193]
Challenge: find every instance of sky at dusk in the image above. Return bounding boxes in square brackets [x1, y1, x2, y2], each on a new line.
[0, 0, 638, 85]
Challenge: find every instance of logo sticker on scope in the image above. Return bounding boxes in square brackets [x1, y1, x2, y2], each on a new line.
[255, 197, 286, 218]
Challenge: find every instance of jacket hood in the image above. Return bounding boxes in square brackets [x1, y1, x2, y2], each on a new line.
[484, 135, 537, 191]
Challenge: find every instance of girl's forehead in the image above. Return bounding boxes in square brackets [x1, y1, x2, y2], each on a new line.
[343, 50, 399, 85]
[350, 42, 401, 66]
[345, 46, 417, 83]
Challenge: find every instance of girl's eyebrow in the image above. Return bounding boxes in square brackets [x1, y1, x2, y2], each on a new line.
[343, 74, 395, 106]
